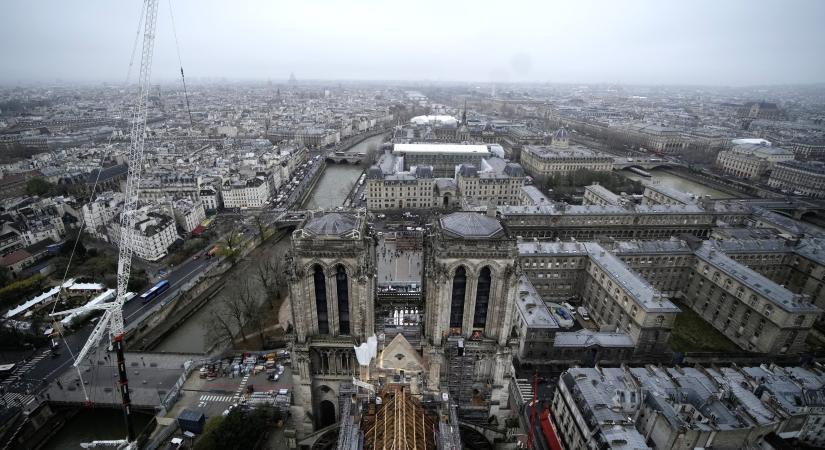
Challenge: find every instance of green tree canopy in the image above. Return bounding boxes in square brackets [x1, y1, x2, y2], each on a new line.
[25, 177, 55, 196]
[194, 407, 272, 450]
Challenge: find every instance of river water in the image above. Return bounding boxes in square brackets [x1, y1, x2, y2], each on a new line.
[301, 134, 384, 209]
[622, 168, 733, 199]
[152, 134, 385, 355]
[152, 235, 292, 354]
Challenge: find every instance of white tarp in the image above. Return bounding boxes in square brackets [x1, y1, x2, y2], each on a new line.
[67, 283, 104, 291]
[5, 285, 63, 318]
[60, 289, 117, 327]
[354, 335, 378, 366]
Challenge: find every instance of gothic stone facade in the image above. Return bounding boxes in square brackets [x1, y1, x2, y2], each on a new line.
[286, 212, 375, 435]
[423, 212, 518, 422]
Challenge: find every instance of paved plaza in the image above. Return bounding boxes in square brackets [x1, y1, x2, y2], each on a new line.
[376, 234, 422, 285]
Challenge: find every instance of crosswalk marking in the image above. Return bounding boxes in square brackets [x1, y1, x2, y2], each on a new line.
[2, 350, 52, 383]
[234, 375, 250, 399]
[1, 392, 33, 406]
[198, 394, 235, 403]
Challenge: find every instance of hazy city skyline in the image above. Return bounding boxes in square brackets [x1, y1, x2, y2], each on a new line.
[2, 0, 825, 86]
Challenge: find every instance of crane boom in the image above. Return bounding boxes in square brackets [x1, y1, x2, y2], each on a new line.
[51, 1, 160, 447]
[68, 0, 160, 368]
[115, 0, 159, 335]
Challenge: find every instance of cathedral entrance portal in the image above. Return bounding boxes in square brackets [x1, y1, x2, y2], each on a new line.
[319, 400, 336, 429]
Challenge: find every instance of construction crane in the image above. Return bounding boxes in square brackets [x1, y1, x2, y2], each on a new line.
[50, 0, 160, 448]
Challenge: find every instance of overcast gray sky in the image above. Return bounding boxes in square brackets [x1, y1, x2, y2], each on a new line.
[1, 0, 823, 86]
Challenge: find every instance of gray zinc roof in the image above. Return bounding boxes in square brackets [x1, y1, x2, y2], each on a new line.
[695, 242, 819, 314]
[304, 212, 359, 237]
[553, 330, 634, 348]
[515, 276, 559, 329]
[584, 243, 680, 313]
[440, 212, 503, 239]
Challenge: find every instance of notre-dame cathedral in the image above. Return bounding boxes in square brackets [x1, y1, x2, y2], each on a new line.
[285, 209, 518, 437]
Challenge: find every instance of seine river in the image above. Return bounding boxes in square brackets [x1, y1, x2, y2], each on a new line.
[301, 134, 383, 209]
[152, 133, 382, 354]
[622, 168, 733, 199]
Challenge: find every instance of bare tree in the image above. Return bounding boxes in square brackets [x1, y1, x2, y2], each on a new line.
[222, 279, 250, 343]
[365, 142, 379, 164]
[220, 226, 243, 265]
[238, 282, 267, 344]
[256, 258, 282, 310]
[204, 308, 235, 349]
[253, 214, 273, 243]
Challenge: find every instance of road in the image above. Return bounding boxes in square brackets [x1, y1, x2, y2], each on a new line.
[0, 132, 377, 408]
[1, 243, 215, 402]
[0, 201, 301, 405]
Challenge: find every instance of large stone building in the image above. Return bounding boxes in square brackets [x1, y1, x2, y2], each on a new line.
[790, 140, 825, 161]
[516, 240, 679, 359]
[286, 212, 375, 435]
[493, 201, 724, 240]
[365, 164, 435, 210]
[423, 211, 518, 423]
[171, 198, 206, 233]
[739, 101, 784, 120]
[767, 160, 825, 198]
[455, 160, 524, 207]
[81, 191, 124, 239]
[365, 152, 525, 211]
[616, 123, 689, 155]
[221, 176, 269, 209]
[392, 143, 491, 178]
[581, 243, 680, 356]
[582, 183, 624, 206]
[139, 173, 202, 203]
[642, 183, 700, 206]
[106, 208, 178, 261]
[715, 142, 793, 179]
[684, 242, 819, 354]
[552, 364, 825, 450]
[520, 128, 613, 180]
[514, 234, 824, 362]
[287, 210, 520, 435]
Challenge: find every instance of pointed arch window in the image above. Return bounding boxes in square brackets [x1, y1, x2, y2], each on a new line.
[336, 265, 350, 335]
[313, 265, 329, 334]
[474, 267, 492, 328]
[450, 266, 467, 329]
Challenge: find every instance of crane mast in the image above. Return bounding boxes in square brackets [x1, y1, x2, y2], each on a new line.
[115, 0, 158, 335]
[68, 0, 158, 367]
[51, 1, 160, 447]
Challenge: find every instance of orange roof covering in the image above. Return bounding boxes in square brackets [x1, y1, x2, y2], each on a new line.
[362, 388, 436, 450]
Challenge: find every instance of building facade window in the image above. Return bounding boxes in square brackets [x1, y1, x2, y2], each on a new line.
[313, 265, 329, 334]
[336, 265, 350, 335]
[450, 266, 467, 329]
[474, 267, 492, 328]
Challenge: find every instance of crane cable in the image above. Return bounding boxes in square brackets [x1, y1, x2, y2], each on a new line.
[47, 164, 104, 403]
[167, 0, 194, 130]
[124, 0, 146, 87]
